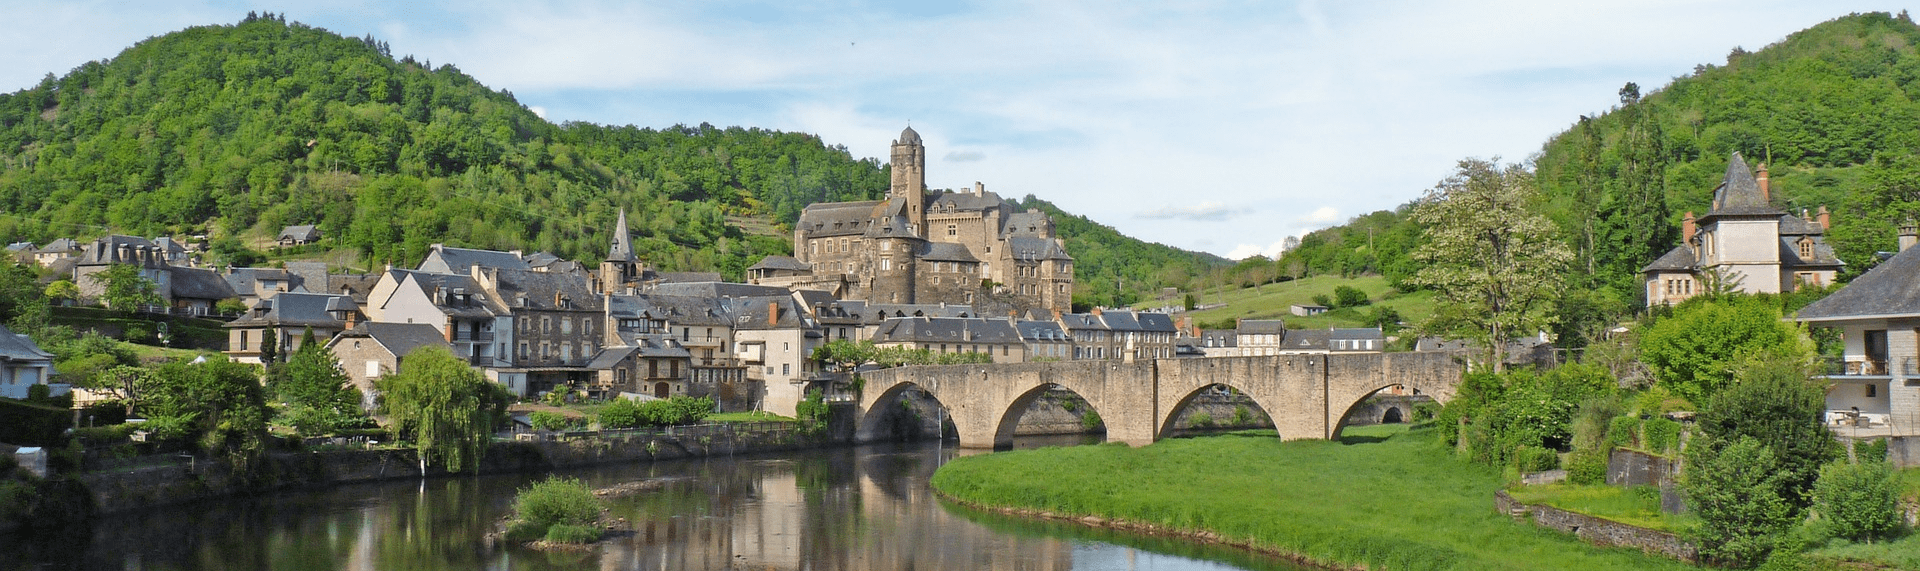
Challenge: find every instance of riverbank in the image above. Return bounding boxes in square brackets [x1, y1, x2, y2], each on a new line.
[929, 425, 1699, 571]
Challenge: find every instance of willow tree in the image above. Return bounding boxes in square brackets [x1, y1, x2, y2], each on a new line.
[1409, 158, 1571, 371]
[378, 346, 509, 473]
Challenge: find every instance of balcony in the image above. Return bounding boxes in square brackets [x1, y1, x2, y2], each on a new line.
[468, 354, 497, 367]
[1821, 357, 1915, 377]
[453, 331, 494, 342]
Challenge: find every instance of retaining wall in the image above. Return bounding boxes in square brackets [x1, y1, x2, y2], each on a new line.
[1495, 490, 1697, 563]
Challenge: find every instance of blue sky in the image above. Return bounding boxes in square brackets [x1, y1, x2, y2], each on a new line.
[2, 1, 1911, 258]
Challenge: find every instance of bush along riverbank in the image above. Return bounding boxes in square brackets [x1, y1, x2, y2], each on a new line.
[929, 425, 1697, 571]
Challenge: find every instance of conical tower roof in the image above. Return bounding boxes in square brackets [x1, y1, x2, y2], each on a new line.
[1705, 152, 1783, 218]
[610, 209, 636, 262]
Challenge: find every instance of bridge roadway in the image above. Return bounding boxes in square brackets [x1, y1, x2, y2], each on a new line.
[852, 352, 1467, 448]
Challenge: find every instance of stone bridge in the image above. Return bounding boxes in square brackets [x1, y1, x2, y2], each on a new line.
[853, 352, 1466, 448]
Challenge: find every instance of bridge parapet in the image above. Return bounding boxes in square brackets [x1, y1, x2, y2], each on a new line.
[852, 352, 1465, 448]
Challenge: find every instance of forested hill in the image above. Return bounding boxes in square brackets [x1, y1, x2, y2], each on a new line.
[0, 13, 1222, 288]
[1013, 196, 1228, 307]
[1280, 11, 1920, 298]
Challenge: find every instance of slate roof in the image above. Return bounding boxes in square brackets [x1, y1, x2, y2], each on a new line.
[226, 292, 355, 328]
[1796, 243, 1920, 321]
[1099, 310, 1144, 332]
[609, 210, 636, 263]
[920, 242, 979, 263]
[926, 190, 1009, 213]
[1199, 329, 1238, 348]
[327, 273, 382, 303]
[749, 256, 812, 272]
[865, 198, 919, 238]
[1280, 329, 1331, 351]
[872, 317, 1021, 345]
[392, 270, 500, 319]
[864, 304, 976, 323]
[284, 262, 329, 293]
[78, 235, 158, 265]
[6, 242, 34, 253]
[898, 125, 921, 144]
[418, 245, 531, 275]
[331, 322, 449, 359]
[1780, 237, 1844, 269]
[1780, 215, 1826, 235]
[1641, 245, 1697, 273]
[35, 238, 79, 254]
[1704, 153, 1785, 218]
[1330, 327, 1385, 341]
[1005, 236, 1072, 262]
[277, 225, 321, 242]
[796, 201, 883, 238]
[587, 335, 691, 369]
[1015, 320, 1070, 343]
[223, 267, 298, 296]
[169, 266, 239, 301]
[645, 281, 792, 299]
[1058, 313, 1110, 331]
[1002, 210, 1052, 237]
[484, 268, 602, 312]
[1236, 319, 1288, 335]
[725, 296, 816, 330]
[0, 323, 55, 362]
[655, 272, 722, 283]
[1136, 312, 1177, 333]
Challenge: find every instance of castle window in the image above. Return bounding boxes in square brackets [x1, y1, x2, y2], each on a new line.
[1798, 239, 1813, 260]
[881, 258, 892, 271]
[948, 224, 957, 236]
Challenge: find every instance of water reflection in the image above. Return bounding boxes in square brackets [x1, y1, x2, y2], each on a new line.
[3, 438, 1306, 571]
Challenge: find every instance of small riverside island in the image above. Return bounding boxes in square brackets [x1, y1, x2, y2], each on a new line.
[929, 425, 1697, 571]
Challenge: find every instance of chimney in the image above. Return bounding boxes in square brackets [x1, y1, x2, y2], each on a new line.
[1682, 212, 1697, 244]
[1757, 163, 1770, 200]
[768, 301, 779, 326]
[1901, 221, 1918, 253]
[974, 181, 985, 197]
[1818, 205, 1831, 230]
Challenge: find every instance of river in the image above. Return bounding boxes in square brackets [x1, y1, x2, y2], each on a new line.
[2, 436, 1311, 571]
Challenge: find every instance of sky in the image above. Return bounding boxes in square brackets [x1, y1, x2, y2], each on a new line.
[2, 1, 1913, 259]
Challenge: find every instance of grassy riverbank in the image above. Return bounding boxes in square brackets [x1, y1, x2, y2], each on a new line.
[930, 425, 1695, 571]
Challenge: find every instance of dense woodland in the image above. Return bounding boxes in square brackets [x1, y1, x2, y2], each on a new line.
[0, 13, 1220, 290]
[1267, 12, 1920, 329]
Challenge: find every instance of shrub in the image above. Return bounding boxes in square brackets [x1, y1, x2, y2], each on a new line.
[1188, 412, 1215, 428]
[1411, 402, 1440, 422]
[1856, 439, 1889, 463]
[504, 520, 548, 542]
[1081, 410, 1103, 431]
[530, 411, 583, 432]
[1232, 404, 1254, 425]
[1642, 418, 1681, 455]
[1811, 460, 1902, 543]
[1333, 285, 1371, 308]
[1607, 416, 1640, 448]
[544, 523, 603, 544]
[1513, 445, 1560, 472]
[512, 476, 602, 540]
[1567, 452, 1608, 485]
[598, 398, 643, 429]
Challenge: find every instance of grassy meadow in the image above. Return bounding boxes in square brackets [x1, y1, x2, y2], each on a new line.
[930, 425, 1695, 571]
[1150, 275, 1435, 330]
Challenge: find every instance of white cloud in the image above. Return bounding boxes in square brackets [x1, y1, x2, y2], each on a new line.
[528, 106, 547, 119]
[1136, 202, 1234, 222]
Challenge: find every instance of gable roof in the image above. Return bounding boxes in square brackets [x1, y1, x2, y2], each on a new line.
[0, 323, 54, 362]
[1005, 236, 1072, 262]
[418, 245, 531, 275]
[1641, 245, 1697, 273]
[1236, 319, 1288, 335]
[169, 266, 239, 301]
[1796, 244, 1920, 322]
[749, 255, 812, 272]
[796, 201, 883, 238]
[482, 267, 602, 312]
[330, 322, 449, 359]
[920, 242, 979, 263]
[277, 225, 320, 241]
[1015, 319, 1069, 342]
[872, 316, 1021, 345]
[227, 292, 355, 328]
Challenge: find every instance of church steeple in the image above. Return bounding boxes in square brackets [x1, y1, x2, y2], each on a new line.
[610, 209, 636, 263]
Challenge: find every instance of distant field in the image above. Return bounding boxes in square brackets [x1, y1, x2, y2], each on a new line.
[1144, 275, 1434, 330]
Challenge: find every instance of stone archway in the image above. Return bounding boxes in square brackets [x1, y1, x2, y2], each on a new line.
[1382, 406, 1404, 424]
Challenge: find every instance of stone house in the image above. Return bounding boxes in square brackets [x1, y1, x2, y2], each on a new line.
[586, 333, 692, 399]
[1236, 319, 1288, 356]
[870, 316, 1026, 363]
[324, 322, 449, 410]
[1643, 152, 1843, 306]
[416, 243, 533, 275]
[604, 292, 750, 401]
[729, 295, 828, 418]
[1015, 319, 1073, 361]
[67, 235, 236, 315]
[362, 269, 509, 370]
[224, 292, 360, 364]
[752, 127, 1074, 315]
[276, 225, 321, 246]
[1058, 312, 1114, 360]
[32, 238, 79, 267]
[222, 267, 302, 305]
[1795, 228, 1920, 436]
[1197, 329, 1239, 357]
[474, 267, 604, 397]
[0, 324, 61, 400]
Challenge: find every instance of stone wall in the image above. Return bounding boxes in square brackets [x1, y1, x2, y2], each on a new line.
[1607, 449, 1676, 487]
[1495, 490, 1698, 563]
[1343, 394, 1433, 426]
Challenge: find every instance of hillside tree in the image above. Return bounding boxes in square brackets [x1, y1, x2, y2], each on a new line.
[1409, 159, 1571, 371]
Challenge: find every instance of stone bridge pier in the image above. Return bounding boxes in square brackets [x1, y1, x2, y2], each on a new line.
[853, 352, 1464, 448]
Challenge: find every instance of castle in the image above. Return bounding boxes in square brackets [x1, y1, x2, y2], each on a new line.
[748, 126, 1074, 314]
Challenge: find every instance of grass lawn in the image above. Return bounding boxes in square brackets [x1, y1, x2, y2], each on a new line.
[706, 410, 797, 423]
[930, 424, 1696, 571]
[1505, 483, 1696, 533]
[1157, 275, 1435, 330]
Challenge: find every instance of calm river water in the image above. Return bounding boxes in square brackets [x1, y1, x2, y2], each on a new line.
[3, 436, 1310, 571]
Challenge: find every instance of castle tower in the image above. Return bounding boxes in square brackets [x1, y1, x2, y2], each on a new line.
[891, 126, 928, 238]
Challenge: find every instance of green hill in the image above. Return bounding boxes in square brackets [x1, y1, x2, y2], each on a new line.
[1268, 12, 1920, 315]
[0, 13, 1221, 287]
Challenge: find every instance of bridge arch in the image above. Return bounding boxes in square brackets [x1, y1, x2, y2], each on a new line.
[1155, 381, 1281, 439]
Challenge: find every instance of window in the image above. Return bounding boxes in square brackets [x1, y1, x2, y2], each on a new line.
[560, 344, 571, 361]
[1799, 240, 1814, 259]
[561, 317, 573, 334]
[882, 241, 892, 251]
[782, 363, 790, 376]
[947, 224, 957, 236]
[670, 361, 679, 377]
[1868, 383, 1878, 398]
[366, 361, 380, 378]
[881, 258, 892, 271]
[650, 360, 659, 378]
[239, 331, 250, 350]
[519, 342, 530, 359]
[542, 316, 552, 333]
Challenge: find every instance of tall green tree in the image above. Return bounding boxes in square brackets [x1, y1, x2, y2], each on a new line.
[87, 264, 162, 313]
[141, 358, 272, 473]
[1409, 159, 1572, 371]
[378, 346, 509, 473]
[1685, 436, 1797, 567]
[1595, 83, 1676, 295]
[275, 333, 367, 436]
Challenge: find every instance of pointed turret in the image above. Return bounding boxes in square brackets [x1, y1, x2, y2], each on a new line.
[1705, 152, 1783, 217]
[610, 209, 636, 263]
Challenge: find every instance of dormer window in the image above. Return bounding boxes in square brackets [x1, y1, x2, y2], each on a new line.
[1798, 238, 1814, 260]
